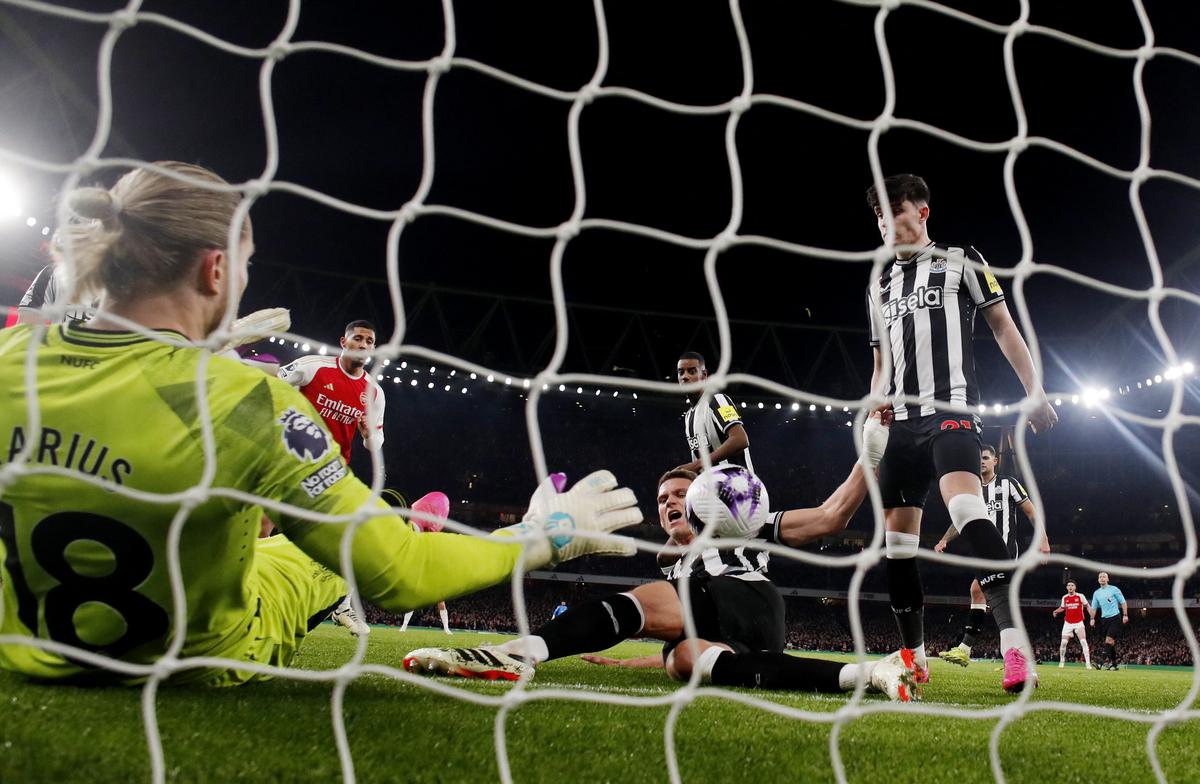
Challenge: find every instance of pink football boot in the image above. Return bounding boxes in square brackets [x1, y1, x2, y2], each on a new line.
[412, 491, 451, 532]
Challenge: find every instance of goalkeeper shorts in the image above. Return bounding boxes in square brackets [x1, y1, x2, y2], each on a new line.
[203, 536, 347, 687]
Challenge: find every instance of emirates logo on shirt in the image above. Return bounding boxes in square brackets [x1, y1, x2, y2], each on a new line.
[277, 407, 331, 463]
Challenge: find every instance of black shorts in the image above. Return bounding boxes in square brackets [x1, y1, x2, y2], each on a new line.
[1099, 615, 1125, 640]
[878, 412, 983, 509]
[662, 575, 785, 661]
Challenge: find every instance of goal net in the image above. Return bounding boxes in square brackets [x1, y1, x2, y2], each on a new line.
[0, 1, 1197, 783]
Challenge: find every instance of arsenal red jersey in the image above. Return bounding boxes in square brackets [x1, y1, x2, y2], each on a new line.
[278, 355, 385, 462]
[1061, 593, 1086, 624]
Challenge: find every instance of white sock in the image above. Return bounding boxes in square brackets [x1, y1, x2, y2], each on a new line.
[1081, 639, 1091, 665]
[440, 607, 450, 632]
[335, 595, 353, 614]
[497, 635, 549, 664]
[400, 611, 412, 630]
[999, 627, 1032, 663]
[1059, 639, 1068, 662]
[838, 663, 870, 691]
[958, 642, 972, 656]
[695, 646, 726, 684]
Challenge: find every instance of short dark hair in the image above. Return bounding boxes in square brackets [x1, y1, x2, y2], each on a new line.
[866, 174, 930, 213]
[1066, 580, 1076, 587]
[981, 443, 998, 457]
[345, 319, 375, 335]
[658, 468, 697, 487]
[678, 351, 705, 367]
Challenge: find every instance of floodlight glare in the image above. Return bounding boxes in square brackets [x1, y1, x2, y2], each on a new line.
[0, 176, 22, 219]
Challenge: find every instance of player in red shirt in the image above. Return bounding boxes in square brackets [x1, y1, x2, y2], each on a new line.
[1052, 580, 1094, 669]
[278, 319, 386, 636]
[277, 319, 385, 464]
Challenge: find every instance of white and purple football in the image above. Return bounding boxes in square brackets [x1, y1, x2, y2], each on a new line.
[685, 465, 770, 538]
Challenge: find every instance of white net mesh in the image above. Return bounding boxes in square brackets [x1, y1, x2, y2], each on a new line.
[0, 1, 1197, 782]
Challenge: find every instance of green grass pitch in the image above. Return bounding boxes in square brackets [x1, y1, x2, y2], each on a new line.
[0, 624, 1196, 783]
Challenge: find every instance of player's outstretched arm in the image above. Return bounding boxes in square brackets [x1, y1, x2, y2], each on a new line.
[981, 303, 1057, 433]
[774, 414, 889, 547]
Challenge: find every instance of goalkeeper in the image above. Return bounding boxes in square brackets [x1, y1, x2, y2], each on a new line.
[0, 161, 641, 687]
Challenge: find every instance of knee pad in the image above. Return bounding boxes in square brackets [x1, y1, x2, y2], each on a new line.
[947, 493, 989, 533]
[885, 531, 920, 559]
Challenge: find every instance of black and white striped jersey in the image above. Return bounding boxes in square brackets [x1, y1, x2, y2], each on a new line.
[683, 392, 753, 472]
[19, 264, 89, 322]
[660, 511, 783, 581]
[866, 242, 1005, 421]
[985, 474, 1030, 555]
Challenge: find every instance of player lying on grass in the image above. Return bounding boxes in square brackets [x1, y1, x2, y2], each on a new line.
[405, 415, 922, 702]
[0, 161, 641, 686]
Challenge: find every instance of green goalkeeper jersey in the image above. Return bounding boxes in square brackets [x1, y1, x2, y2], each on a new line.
[0, 321, 521, 682]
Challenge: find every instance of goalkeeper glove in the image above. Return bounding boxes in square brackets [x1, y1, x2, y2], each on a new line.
[217, 307, 291, 353]
[494, 470, 642, 569]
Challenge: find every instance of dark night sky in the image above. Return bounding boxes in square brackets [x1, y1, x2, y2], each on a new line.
[0, 0, 1198, 399]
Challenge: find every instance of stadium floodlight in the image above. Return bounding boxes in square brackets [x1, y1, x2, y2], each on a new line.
[268, 336, 275, 343]
[25, 216, 35, 227]
[1183, 361, 1195, 374]
[977, 404, 986, 413]
[594, 389, 600, 396]
[824, 405, 831, 412]
[392, 376, 400, 384]
[318, 346, 327, 355]
[576, 387, 582, 394]
[504, 377, 512, 385]
[1099, 388, 1110, 399]
[429, 366, 436, 373]
[809, 404, 816, 411]
[558, 384, 565, 392]
[1154, 374, 1162, 383]
[460, 387, 467, 394]
[993, 403, 1002, 413]
[0, 175, 22, 218]
[842, 406, 849, 412]
[410, 379, 417, 387]
[757, 402, 764, 409]
[40, 226, 49, 236]
[376, 374, 383, 381]
[301, 343, 310, 351]
[292, 342, 299, 348]
[444, 385, 451, 391]
[632, 393, 638, 400]
[427, 382, 434, 389]
[487, 375, 495, 383]
[523, 379, 530, 388]
[401, 361, 408, 369]
[381, 358, 389, 366]
[1071, 394, 1080, 404]
[613, 391, 618, 397]
[1054, 397, 1062, 405]
[1081, 388, 1099, 407]
[774, 403, 781, 410]
[845, 421, 852, 427]
[791, 402, 800, 411]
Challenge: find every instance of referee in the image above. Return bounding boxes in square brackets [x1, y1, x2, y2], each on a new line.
[674, 351, 753, 473]
[1089, 572, 1129, 670]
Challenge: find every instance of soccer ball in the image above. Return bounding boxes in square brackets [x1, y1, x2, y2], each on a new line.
[685, 465, 770, 538]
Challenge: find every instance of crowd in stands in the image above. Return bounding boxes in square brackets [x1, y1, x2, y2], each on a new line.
[364, 581, 1198, 666]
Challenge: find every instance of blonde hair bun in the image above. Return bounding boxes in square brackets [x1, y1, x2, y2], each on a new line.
[67, 187, 121, 223]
